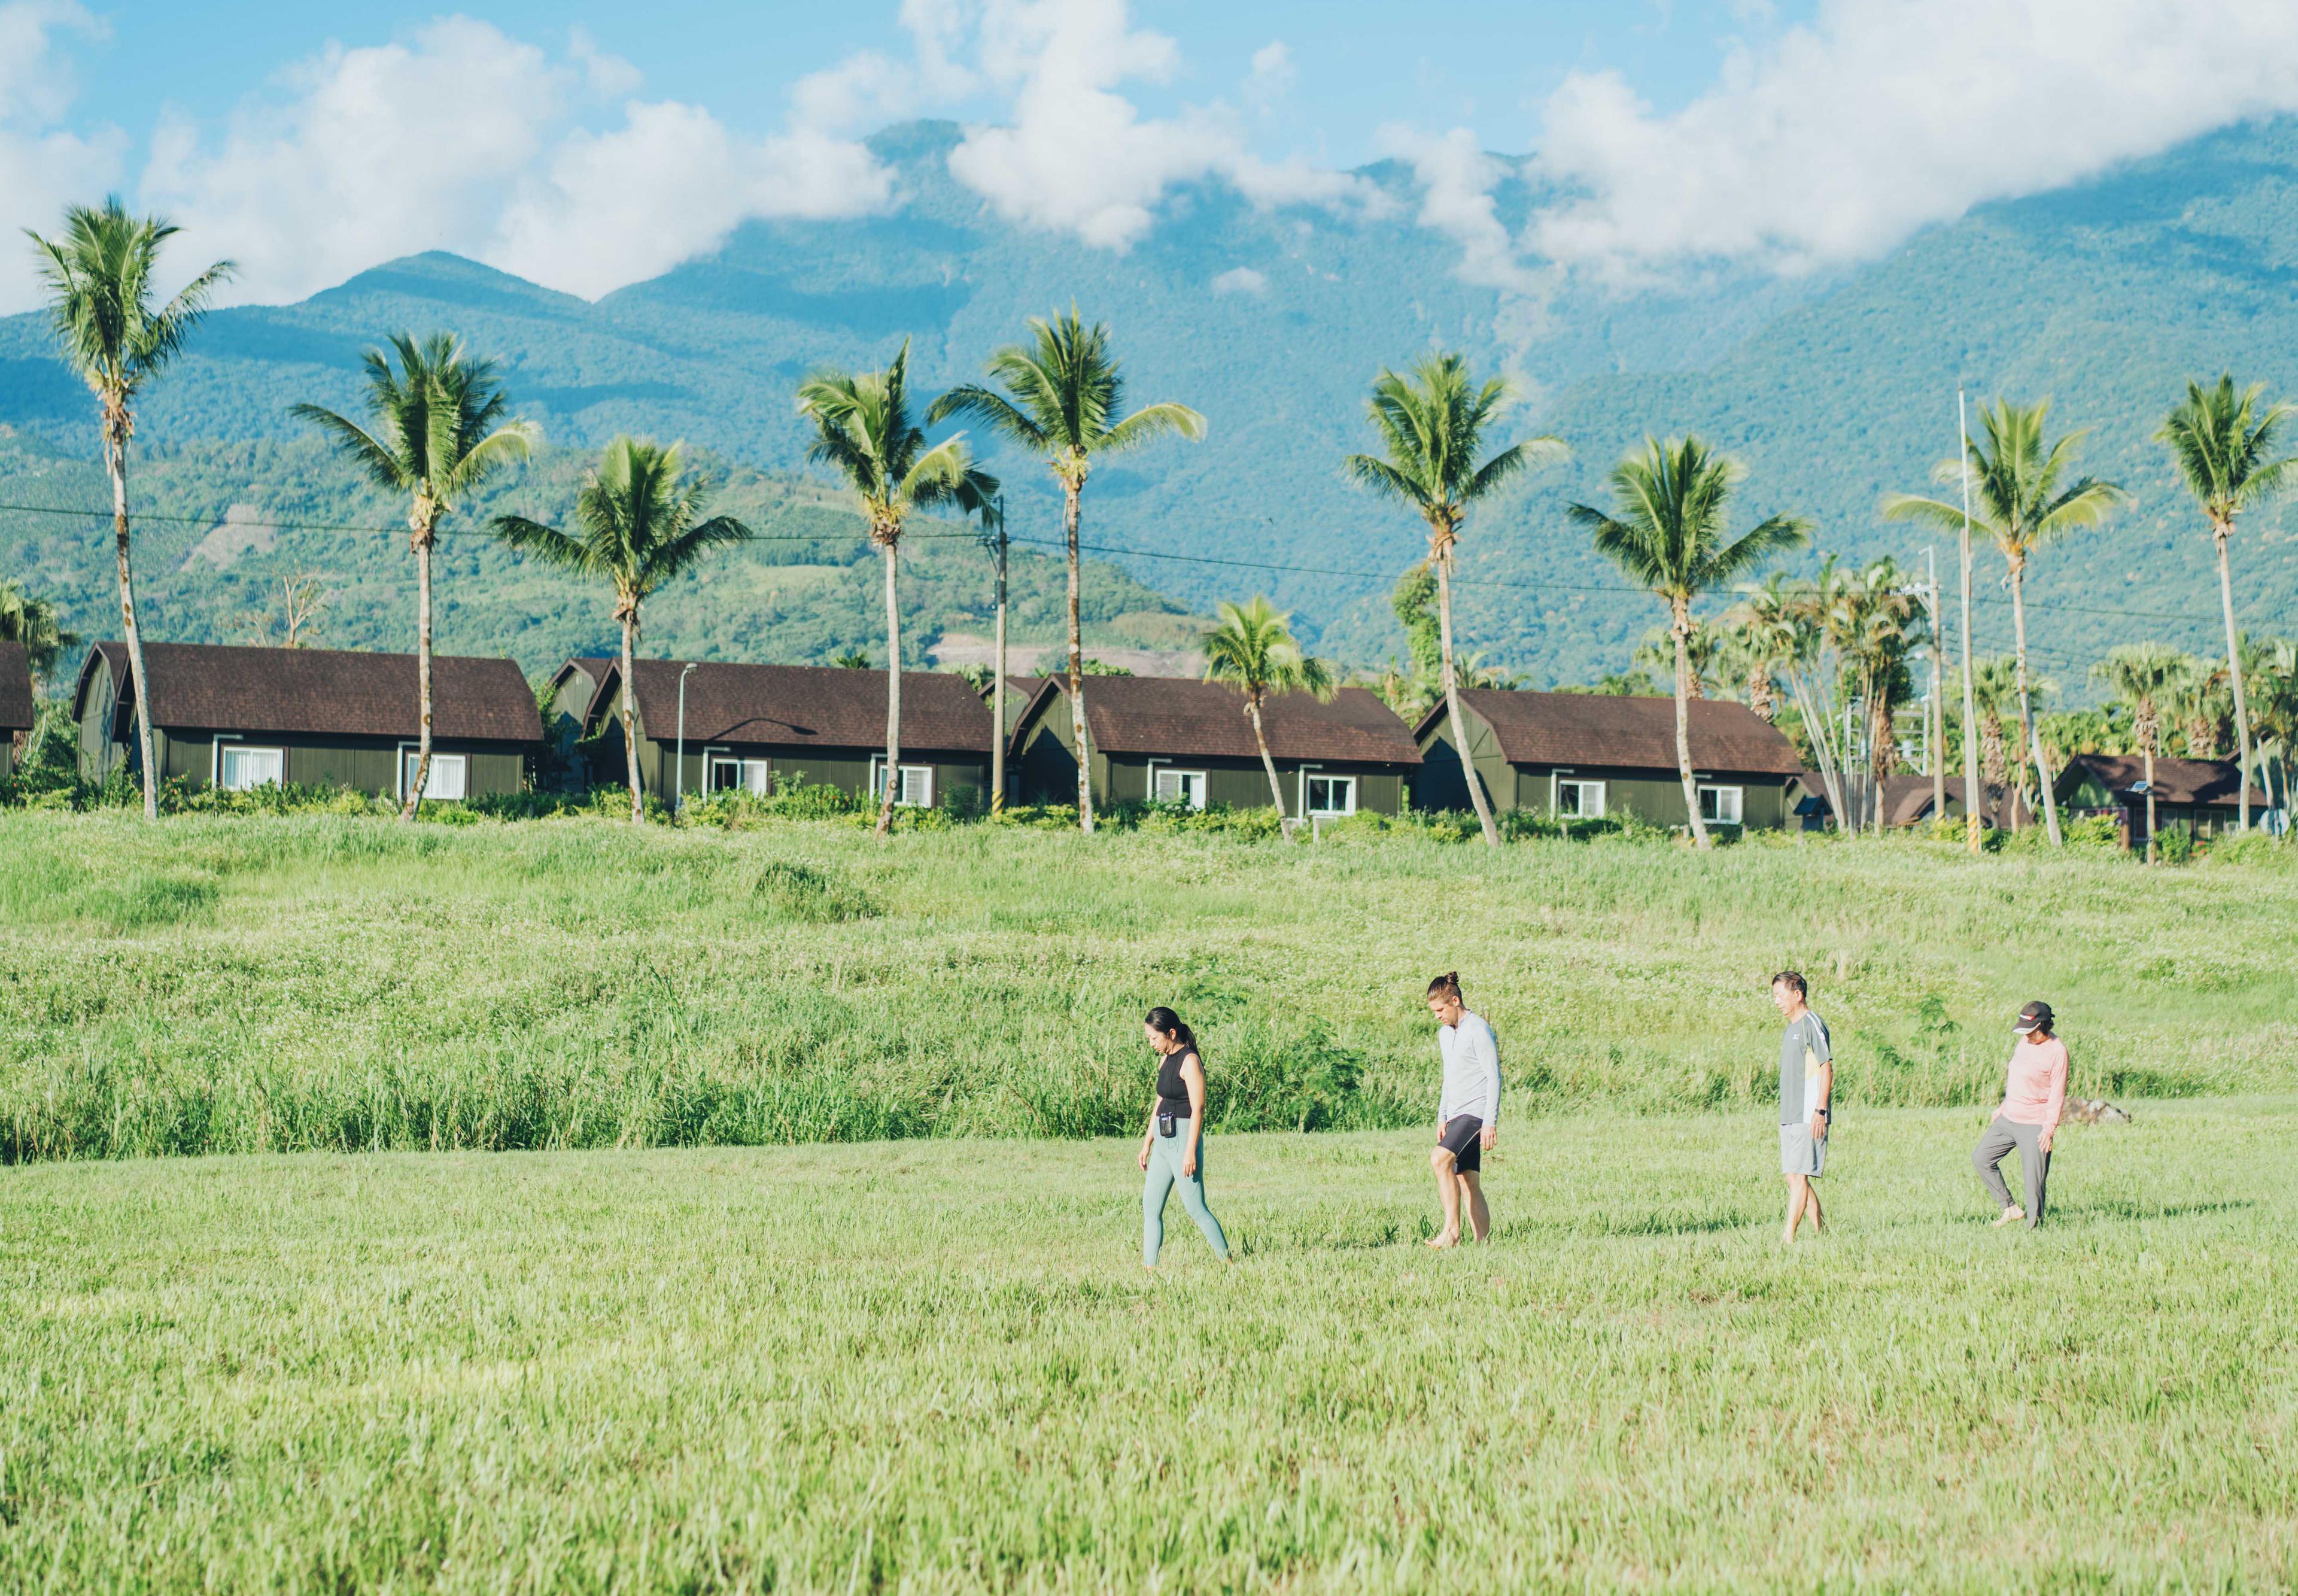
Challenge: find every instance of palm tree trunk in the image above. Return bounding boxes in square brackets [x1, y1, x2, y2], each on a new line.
[1674, 600, 1712, 850]
[1065, 476, 1092, 834]
[1788, 668, 1850, 835]
[1433, 548, 1499, 848]
[1870, 690, 1893, 838]
[1749, 670, 1774, 723]
[1248, 695, 1290, 835]
[620, 615, 643, 823]
[876, 537, 901, 838]
[400, 527, 435, 822]
[105, 412, 158, 820]
[2217, 526, 2253, 831]
[2008, 558, 2062, 844]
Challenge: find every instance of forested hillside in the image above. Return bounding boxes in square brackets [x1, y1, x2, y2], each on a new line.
[5, 117, 2297, 688]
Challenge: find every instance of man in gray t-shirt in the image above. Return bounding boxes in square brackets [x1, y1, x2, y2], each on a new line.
[1771, 969, 1832, 1244]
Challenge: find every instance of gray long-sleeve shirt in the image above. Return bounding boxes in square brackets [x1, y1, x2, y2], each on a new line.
[1437, 1011, 1502, 1126]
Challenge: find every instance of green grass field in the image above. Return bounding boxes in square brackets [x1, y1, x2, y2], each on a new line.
[3, 1104, 2293, 1592]
[2, 813, 2294, 1160]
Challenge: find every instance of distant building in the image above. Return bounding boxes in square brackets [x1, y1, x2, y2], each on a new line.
[1794, 771, 2032, 832]
[0, 642, 32, 777]
[543, 656, 618, 744]
[1415, 690, 1802, 829]
[580, 658, 993, 808]
[2056, 753, 2266, 847]
[72, 642, 539, 798]
[1007, 675, 1421, 815]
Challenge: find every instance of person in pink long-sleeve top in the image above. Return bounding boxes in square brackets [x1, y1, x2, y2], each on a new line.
[1972, 1000, 2069, 1229]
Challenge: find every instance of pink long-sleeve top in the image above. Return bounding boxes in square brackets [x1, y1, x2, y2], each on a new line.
[1999, 1035, 2070, 1126]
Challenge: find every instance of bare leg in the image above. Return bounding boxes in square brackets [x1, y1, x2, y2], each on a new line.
[1460, 1171, 1490, 1242]
[1428, 1146, 1461, 1248]
[1800, 1179, 1824, 1239]
[1782, 1174, 1807, 1245]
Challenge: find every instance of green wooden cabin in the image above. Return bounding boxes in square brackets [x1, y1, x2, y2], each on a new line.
[1008, 675, 1420, 816]
[583, 658, 995, 809]
[2056, 753, 2264, 847]
[1415, 689, 1801, 829]
[74, 642, 539, 799]
[0, 642, 32, 777]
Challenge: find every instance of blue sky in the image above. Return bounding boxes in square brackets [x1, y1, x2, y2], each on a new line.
[7, 0, 2297, 312]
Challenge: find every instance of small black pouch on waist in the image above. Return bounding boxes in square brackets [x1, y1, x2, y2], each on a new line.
[1157, 1109, 1178, 1138]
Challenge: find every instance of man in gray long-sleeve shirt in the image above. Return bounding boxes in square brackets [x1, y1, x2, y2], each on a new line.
[1425, 971, 1500, 1249]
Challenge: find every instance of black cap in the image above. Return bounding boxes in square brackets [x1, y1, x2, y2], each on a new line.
[2013, 1000, 2054, 1034]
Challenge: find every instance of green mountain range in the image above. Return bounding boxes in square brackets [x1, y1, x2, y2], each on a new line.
[5, 117, 2297, 692]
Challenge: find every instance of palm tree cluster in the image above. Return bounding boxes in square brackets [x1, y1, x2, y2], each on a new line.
[20, 196, 2291, 850]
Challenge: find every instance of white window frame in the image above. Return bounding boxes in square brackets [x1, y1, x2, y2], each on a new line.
[218, 744, 284, 792]
[871, 759, 934, 807]
[402, 750, 468, 802]
[1154, 767, 1208, 810]
[709, 755, 772, 796]
[1305, 773, 1357, 816]
[1698, 783, 1744, 825]
[1556, 778, 1606, 819]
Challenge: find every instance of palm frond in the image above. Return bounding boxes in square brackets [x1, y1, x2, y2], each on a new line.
[287, 404, 413, 494]
[1098, 401, 1206, 455]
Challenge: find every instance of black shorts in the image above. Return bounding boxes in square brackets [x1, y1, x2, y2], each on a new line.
[1438, 1114, 1484, 1174]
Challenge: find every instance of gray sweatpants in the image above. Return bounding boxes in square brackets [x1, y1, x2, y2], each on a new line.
[1143, 1124, 1229, 1266]
[1972, 1115, 2051, 1226]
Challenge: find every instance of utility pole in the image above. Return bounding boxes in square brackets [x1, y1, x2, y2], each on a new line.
[1925, 545, 1945, 829]
[984, 493, 1008, 816]
[1957, 389, 1983, 855]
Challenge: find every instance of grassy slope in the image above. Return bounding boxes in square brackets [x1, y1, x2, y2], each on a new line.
[1, 1105, 2292, 1591]
[1, 813, 2293, 1160]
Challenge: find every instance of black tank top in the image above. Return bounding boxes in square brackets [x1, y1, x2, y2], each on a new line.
[1157, 1048, 1197, 1118]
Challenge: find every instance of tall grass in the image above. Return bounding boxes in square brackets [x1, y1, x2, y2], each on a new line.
[1, 1104, 2292, 1591]
[1, 811, 2291, 1161]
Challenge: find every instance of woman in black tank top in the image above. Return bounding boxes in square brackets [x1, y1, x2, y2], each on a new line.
[1136, 1007, 1231, 1268]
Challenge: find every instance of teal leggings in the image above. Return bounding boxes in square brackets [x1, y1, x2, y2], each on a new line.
[1143, 1126, 1229, 1266]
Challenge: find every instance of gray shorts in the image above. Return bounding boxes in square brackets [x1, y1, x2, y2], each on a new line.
[1781, 1123, 1827, 1177]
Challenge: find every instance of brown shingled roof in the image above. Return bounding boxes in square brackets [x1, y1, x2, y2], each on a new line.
[86, 642, 539, 741]
[1026, 675, 1421, 764]
[613, 659, 993, 753]
[1421, 689, 1801, 775]
[0, 642, 31, 733]
[2063, 752, 2265, 810]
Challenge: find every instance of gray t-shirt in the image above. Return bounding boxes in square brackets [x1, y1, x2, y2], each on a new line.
[1779, 1010, 1832, 1124]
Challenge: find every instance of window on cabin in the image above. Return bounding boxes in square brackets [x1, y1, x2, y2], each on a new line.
[1154, 768, 1208, 810]
[1557, 779, 1605, 819]
[220, 746, 284, 791]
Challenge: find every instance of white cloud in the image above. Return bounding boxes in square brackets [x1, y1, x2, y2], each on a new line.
[138, 17, 895, 306]
[567, 26, 642, 98]
[1245, 41, 1293, 112]
[947, 0, 1366, 251]
[1373, 124, 1542, 296]
[491, 108, 894, 297]
[1210, 266, 1265, 296]
[0, 1, 127, 314]
[1525, 0, 2298, 278]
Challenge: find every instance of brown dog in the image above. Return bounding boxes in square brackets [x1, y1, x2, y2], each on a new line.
[2062, 1097, 2132, 1126]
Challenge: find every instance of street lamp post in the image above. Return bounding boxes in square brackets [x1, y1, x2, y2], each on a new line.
[674, 661, 698, 817]
[981, 493, 1008, 816]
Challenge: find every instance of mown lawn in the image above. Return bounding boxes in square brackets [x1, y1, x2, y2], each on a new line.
[1, 1103, 2291, 1591]
[2, 811, 2294, 1159]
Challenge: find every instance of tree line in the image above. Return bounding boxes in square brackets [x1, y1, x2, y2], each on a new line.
[12, 198, 2294, 852]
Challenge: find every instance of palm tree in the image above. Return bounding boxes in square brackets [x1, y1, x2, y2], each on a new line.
[1570, 437, 1808, 849]
[797, 340, 984, 837]
[929, 309, 1204, 834]
[1843, 558, 1927, 835]
[2092, 643, 2192, 863]
[0, 579, 79, 688]
[2249, 638, 2298, 834]
[28, 199, 233, 819]
[2171, 656, 2227, 759]
[291, 333, 535, 820]
[1721, 572, 1802, 725]
[491, 438, 754, 821]
[2156, 376, 2298, 832]
[1200, 595, 1335, 829]
[1972, 656, 2023, 792]
[1883, 399, 2126, 846]
[1345, 354, 1565, 848]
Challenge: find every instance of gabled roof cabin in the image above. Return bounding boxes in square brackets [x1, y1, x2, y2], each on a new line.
[1415, 689, 1802, 828]
[582, 658, 995, 808]
[0, 642, 33, 777]
[2057, 752, 2266, 844]
[73, 642, 539, 799]
[1008, 674, 1420, 816]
